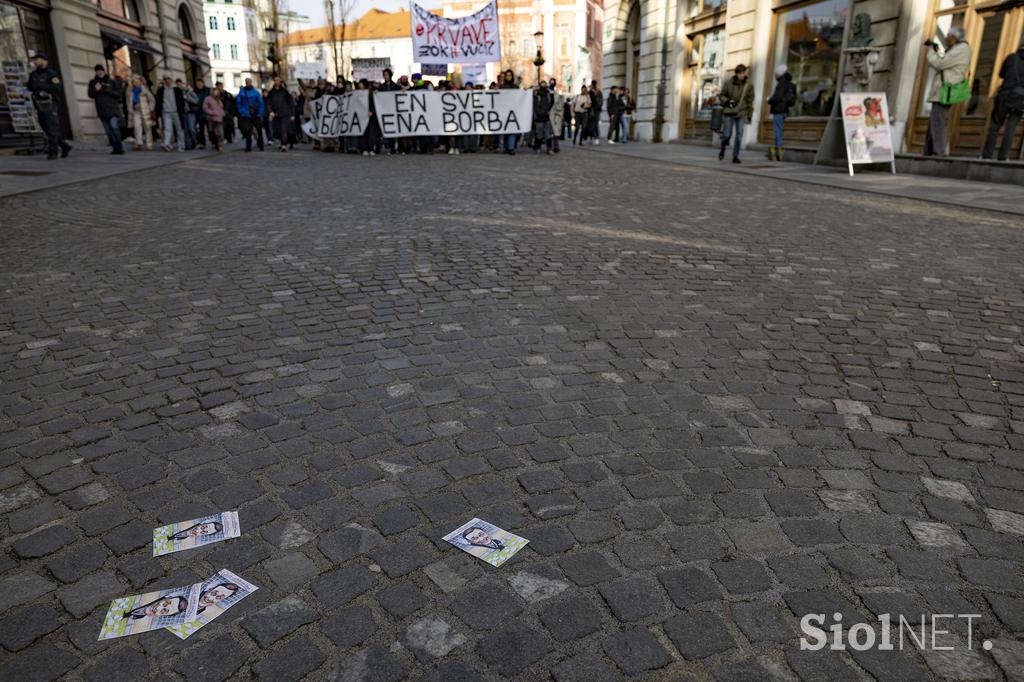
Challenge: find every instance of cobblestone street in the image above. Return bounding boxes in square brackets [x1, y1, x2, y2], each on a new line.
[2, 148, 1024, 681]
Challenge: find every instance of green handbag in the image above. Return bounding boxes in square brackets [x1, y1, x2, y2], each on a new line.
[939, 73, 971, 106]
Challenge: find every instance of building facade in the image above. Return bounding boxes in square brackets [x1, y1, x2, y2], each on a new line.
[282, 9, 419, 84]
[204, 1, 308, 90]
[441, 0, 603, 89]
[0, 0, 209, 147]
[602, 0, 1024, 157]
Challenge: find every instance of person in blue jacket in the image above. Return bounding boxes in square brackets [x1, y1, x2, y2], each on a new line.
[236, 78, 266, 151]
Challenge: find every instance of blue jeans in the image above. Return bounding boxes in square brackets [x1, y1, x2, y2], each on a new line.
[100, 115, 124, 152]
[772, 113, 786, 147]
[504, 133, 518, 152]
[184, 113, 197, 148]
[721, 115, 746, 158]
[620, 114, 629, 142]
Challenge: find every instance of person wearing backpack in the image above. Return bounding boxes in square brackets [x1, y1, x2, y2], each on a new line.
[718, 64, 755, 163]
[924, 26, 971, 157]
[766, 64, 796, 161]
[981, 41, 1024, 161]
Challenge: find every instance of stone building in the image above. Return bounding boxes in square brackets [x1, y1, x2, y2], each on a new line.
[0, 0, 210, 147]
[602, 0, 1024, 158]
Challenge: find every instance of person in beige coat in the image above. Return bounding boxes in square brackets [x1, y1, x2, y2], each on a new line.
[127, 74, 155, 150]
[924, 26, 972, 156]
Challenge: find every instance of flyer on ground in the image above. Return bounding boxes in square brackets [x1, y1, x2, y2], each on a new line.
[166, 569, 259, 640]
[98, 583, 201, 640]
[443, 517, 529, 567]
[153, 511, 241, 556]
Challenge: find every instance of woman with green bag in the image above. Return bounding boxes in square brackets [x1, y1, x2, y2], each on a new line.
[924, 26, 972, 157]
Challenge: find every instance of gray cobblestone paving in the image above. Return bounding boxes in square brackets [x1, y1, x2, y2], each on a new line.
[2, 149, 1024, 680]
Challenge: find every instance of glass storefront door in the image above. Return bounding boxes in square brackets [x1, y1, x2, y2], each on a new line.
[0, 0, 63, 146]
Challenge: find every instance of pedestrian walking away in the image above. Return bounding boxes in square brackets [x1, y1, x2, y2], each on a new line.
[25, 52, 72, 159]
[923, 26, 972, 157]
[981, 40, 1024, 161]
[88, 64, 125, 155]
[718, 64, 755, 163]
[767, 64, 796, 161]
[155, 74, 186, 151]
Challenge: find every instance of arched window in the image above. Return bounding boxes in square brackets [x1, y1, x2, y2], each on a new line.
[178, 5, 194, 40]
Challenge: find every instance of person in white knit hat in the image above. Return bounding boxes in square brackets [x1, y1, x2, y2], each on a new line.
[766, 64, 796, 161]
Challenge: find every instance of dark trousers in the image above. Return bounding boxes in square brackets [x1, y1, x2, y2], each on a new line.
[100, 115, 124, 152]
[573, 112, 589, 143]
[239, 116, 264, 150]
[981, 94, 1023, 160]
[36, 107, 68, 157]
[196, 117, 207, 146]
[273, 117, 293, 146]
[924, 102, 950, 156]
[223, 116, 235, 142]
[608, 113, 621, 141]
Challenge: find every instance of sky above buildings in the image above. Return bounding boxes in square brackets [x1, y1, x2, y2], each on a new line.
[287, 0, 440, 28]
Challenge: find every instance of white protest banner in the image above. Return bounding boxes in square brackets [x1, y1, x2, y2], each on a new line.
[302, 90, 370, 138]
[293, 62, 327, 81]
[351, 57, 391, 83]
[411, 0, 500, 64]
[374, 89, 532, 138]
[839, 92, 895, 175]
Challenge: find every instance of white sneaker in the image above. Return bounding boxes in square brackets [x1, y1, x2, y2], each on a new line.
[448, 148, 455, 155]
[608, 140, 616, 144]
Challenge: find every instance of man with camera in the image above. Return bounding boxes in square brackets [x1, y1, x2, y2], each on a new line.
[923, 26, 971, 156]
[718, 64, 755, 163]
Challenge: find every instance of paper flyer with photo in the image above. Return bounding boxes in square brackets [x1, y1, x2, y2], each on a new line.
[98, 583, 201, 640]
[153, 511, 240, 556]
[166, 569, 259, 640]
[443, 517, 529, 567]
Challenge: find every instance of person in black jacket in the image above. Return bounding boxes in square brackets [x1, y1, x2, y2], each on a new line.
[532, 80, 554, 154]
[377, 69, 401, 154]
[26, 53, 72, 159]
[216, 82, 236, 143]
[266, 76, 295, 151]
[981, 42, 1024, 161]
[587, 80, 602, 143]
[606, 85, 624, 143]
[767, 64, 796, 161]
[88, 64, 125, 154]
[499, 69, 519, 154]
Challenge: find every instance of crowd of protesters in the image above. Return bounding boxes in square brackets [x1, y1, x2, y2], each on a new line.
[79, 63, 635, 157]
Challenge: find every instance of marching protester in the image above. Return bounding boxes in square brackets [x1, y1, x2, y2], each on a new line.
[194, 78, 211, 149]
[499, 69, 519, 154]
[26, 52, 72, 159]
[155, 74, 185, 152]
[549, 79, 565, 153]
[236, 78, 266, 152]
[182, 80, 199, 150]
[267, 76, 295, 151]
[573, 84, 592, 145]
[532, 78, 554, 154]
[377, 68, 401, 155]
[203, 83, 227, 152]
[767, 64, 796, 160]
[87, 64, 125, 155]
[128, 74, 155, 151]
[980, 40, 1024, 161]
[217, 82, 236, 144]
[718, 63, 754, 163]
[924, 26, 971, 157]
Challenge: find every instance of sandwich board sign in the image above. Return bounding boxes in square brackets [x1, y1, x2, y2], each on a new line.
[839, 92, 896, 176]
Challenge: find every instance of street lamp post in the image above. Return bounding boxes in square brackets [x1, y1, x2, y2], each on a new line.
[533, 29, 545, 86]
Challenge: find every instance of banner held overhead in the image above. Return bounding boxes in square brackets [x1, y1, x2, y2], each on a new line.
[410, 0, 500, 64]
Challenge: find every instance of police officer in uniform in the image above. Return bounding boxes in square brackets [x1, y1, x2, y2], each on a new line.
[26, 52, 72, 159]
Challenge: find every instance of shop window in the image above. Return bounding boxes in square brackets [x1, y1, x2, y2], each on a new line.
[689, 29, 724, 119]
[230, 44, 237, 59]
[772, 0, 846, 117]
[212, 43, 220, 58]
[227, 17, 236, 30]
[209, 16, 217, 30]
